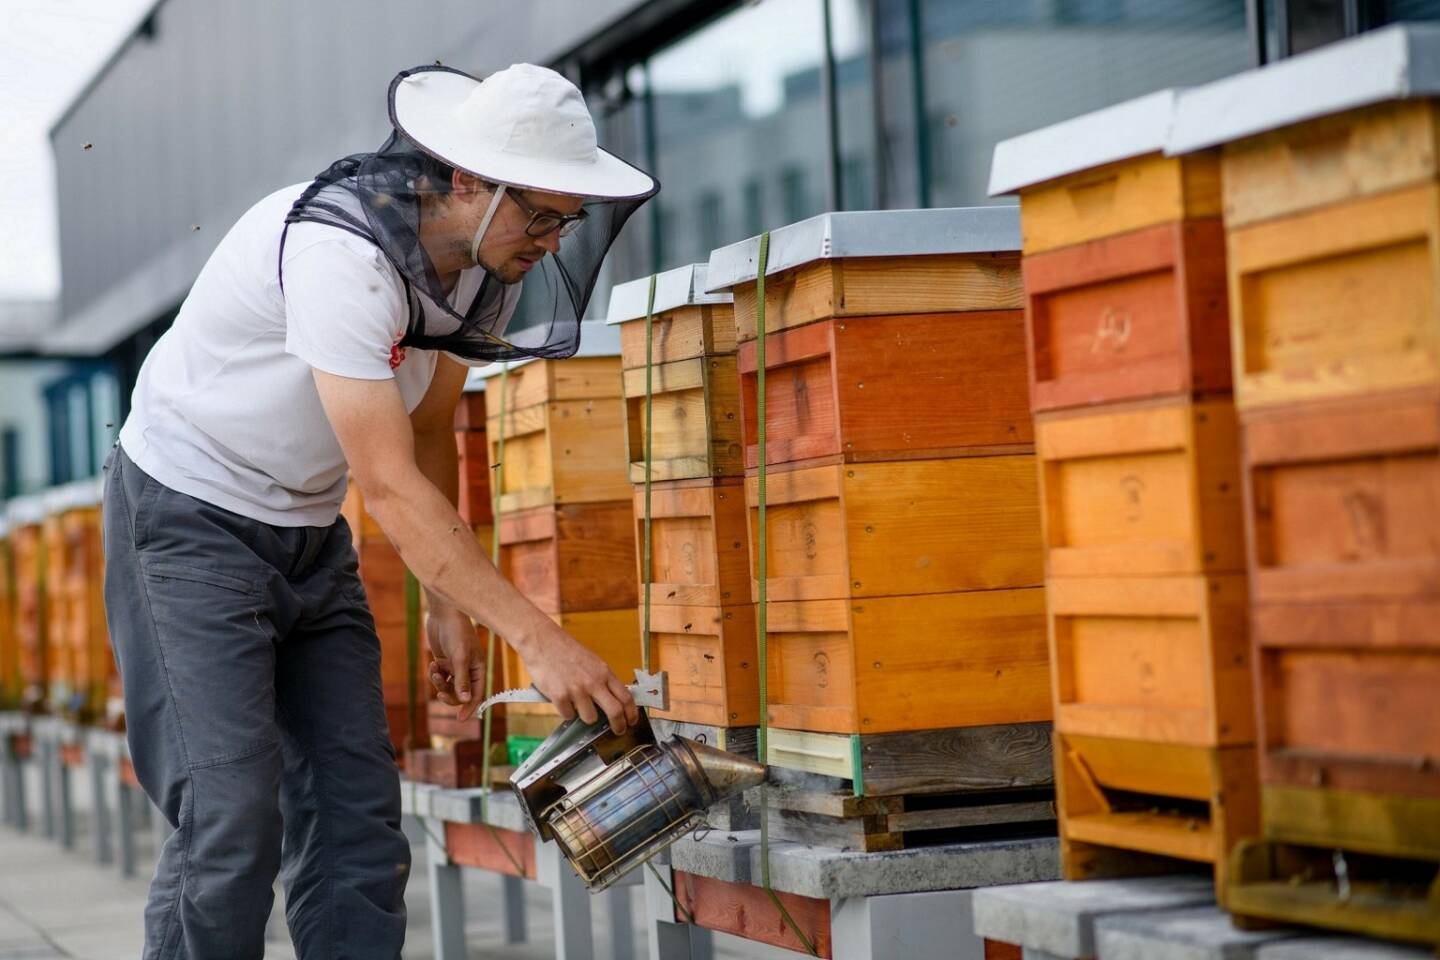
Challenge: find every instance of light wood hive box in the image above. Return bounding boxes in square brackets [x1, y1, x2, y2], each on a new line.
[1242, 388, 1440, 802]
[728, 252, 1022, 344]
[0, 538, 17, 708]
[745, 456, 1044, 602]
[633, 477, 749, 608]
[484, 357, 629, 513]
[617, 302, 736, 369]
[1220, 100, 1440, 410]
[498, 501, 637, 615]
[11, 523, 46, 710]
[736, 312, 1033, 469]
[42, 513, 71, 711]
[643, 602, 758, 727]
[1037, 395, 1246, 579]
[759, 590, 1051, 734]
[55, 508, 108, 723]
[623, 355, 743, 482]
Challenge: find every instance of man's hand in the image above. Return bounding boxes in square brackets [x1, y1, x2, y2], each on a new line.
[518, 618, 639, 735]
[427, 603, 488, 721]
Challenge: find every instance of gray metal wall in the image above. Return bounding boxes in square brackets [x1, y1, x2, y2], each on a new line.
[48, 0, 645, 355]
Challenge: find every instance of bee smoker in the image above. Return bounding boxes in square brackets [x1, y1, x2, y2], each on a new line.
[500, 671, 766, 891]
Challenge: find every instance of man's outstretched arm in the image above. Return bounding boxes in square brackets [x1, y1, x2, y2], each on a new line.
[313, 365, 637, 732]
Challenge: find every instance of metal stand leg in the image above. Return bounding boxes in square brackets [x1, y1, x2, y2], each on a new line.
[502, 873, 527, 944]
[0, 735, 16, 828]
[642, 863, 713, 960]
[10, 740, 28, 833]
[425, 823, 466, 960]
[608, 883, 636, 960]
[831, 889, 983, 960]
[110, 763, 136, 878]
[537, 839, 594, 960]
[55, 746, 75, 850]
[39, 739, 56, 839]
[90, 749, 112, 864]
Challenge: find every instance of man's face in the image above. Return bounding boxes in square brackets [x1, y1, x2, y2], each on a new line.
[474, 187, 585, 284]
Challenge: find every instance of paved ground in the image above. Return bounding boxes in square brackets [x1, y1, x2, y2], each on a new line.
[0, 758, 790, 959]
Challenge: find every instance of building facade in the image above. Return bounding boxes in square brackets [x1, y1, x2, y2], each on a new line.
[1, 0, 1435, 496]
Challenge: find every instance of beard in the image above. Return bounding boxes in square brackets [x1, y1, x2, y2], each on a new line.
[477, 248, 541, 285]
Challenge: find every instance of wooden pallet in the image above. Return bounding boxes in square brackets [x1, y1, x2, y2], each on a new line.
[1056, 731, 1260, 900]
[1228, 785, 1440, 948]
[765, 781, 1055, 853]
[763, 722, 1053, 798]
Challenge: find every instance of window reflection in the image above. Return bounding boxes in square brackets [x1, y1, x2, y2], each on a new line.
[920, 0, 1251, 208]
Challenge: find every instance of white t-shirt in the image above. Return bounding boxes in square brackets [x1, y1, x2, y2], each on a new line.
[119, 182, 518, 527]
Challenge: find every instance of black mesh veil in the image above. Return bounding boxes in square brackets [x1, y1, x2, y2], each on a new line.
[279, 67, 656, 363]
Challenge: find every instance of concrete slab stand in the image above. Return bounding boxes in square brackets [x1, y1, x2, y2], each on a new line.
[971, 876, 1217, 959]
[1096, 906, 1300, 960]
[647, 829, 1060, 960]
[403, 781, 641, 960]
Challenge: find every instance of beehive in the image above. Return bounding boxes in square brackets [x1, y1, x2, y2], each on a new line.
[7, 496, 47, 713]
[0, 522, 18, 709]
[993, 87, 1255, 896]
[1168, 24, 1440, 940]
[608, 266, 760, 730]
[481, 327, 629, 513]
[42, 481, 109, 723]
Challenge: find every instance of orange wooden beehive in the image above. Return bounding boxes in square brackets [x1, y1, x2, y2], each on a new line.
[1169, 28, 1440, 940]
[8, 504, 47, 713]
[644, 602, 758, 728]
[0, 528, 18, 709]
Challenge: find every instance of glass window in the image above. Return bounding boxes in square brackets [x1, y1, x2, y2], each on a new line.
[920, 0, 1252, 208]
[629, 0, 833, 270]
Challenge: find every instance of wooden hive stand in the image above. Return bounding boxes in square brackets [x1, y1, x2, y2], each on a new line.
[993, 88, 1258, 898]
[1166, 23, 1440, 944]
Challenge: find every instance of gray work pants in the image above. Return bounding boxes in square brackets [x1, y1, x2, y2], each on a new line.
[102, 447, 409, 959]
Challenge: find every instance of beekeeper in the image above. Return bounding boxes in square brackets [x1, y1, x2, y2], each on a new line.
[102, 63, 657, 958]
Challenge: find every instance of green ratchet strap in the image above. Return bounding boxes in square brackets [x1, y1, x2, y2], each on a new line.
[755, 231, 820, 956]
[477, 362, 527, 877]
[405, 570, 422, 751]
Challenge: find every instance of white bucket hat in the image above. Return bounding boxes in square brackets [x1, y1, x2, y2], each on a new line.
[390, 63, 657, 200]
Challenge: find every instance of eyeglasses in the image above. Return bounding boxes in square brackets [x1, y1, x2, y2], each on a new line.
[510, 190, 588, 238]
